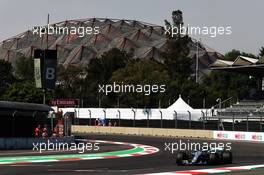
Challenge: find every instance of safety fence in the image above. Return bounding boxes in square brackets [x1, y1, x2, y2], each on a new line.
[61, 108, 264, 132]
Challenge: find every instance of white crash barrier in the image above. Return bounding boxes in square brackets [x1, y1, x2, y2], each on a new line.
[213, 130, 264, 142]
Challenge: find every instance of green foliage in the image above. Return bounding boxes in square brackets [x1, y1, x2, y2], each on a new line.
[162, 36, 192, 80]
[172, 10, 183, 27]
[202, 71, 252, 105]
[2, 81, 47, 103]
[224, 49, 257, 61]
[86, 48, 129, 83]
[80, 48, 131, 106]
[224, 49, 241, 61]
[54, 65, 84, 98]
[14, 56, 34, 80]
[0, 56, 47, 103]
[165, 10, 184, 38]
[0, 60, 15, 98]
[259, 46, 264, 57]
[201, 49, 258, 107]
[162, 10, 192, 81]
[109, 60, 170, 108]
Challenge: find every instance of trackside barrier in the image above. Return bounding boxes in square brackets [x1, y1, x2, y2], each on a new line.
[213, 130, 264, 142]
[72, 126, 264, 143]
[72, 125, 213, 138]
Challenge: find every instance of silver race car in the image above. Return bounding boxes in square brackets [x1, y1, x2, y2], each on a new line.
[176, 148, 232, 165]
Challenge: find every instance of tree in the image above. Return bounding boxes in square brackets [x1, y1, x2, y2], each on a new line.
[0, 60, 15, 99]
[162, 37, 192, 81]
[163, 10, 192, 81]
[14, 56, 34, 81]
[224, 49, 241, 61]
[164, 10, 184, 38]
[54, 65, 85, 98]
[109, 60, 171, 108]
[86, 48, 130, 83]
[224, 49, 257, 61]
[2, 81, 47, 103]
[172, 10, 183, 29]
[201, 49, 258, 106]
[79, 48, 130, 107]
[259, 46, 264, 58]
[161, 10, 206, 108]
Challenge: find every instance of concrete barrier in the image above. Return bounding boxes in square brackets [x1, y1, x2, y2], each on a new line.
[72, 125, 213, 139]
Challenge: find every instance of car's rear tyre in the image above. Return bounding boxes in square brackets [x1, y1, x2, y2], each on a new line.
[222, 151, 232, 164]
[176, 152, 187, 165]
[208, 153, 219, 165]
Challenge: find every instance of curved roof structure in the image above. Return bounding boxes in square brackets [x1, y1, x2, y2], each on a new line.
[210, 55, 264, 76]
[0, 18, 223, 69]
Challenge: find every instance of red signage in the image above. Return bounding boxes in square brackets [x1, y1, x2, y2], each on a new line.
[50, 99, 79, 107]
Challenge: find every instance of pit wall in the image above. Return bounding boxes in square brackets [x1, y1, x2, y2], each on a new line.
[72, 125, 264, 142]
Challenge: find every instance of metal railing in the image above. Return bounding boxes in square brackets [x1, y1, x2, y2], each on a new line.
[69, 109, 264, 132]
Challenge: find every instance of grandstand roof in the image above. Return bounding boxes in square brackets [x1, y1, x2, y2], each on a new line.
[210, 55, 264, 76]
[0, 18, 223, 68]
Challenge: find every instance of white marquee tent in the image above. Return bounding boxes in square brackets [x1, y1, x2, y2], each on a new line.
[167, 95, 194, 111]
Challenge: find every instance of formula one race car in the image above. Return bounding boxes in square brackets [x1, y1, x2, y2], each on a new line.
[176, 148, 232, 165]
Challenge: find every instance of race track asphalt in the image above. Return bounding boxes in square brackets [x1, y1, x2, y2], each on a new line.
[1, 133, 264, 175]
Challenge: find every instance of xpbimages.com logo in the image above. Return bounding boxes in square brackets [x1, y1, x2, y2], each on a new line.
[32, 140, 100, 153]
[98, 82, 166, 95]
[32, 24, 100, 37]
[164, 24, 232, 38]
[164, 140, 232, 154]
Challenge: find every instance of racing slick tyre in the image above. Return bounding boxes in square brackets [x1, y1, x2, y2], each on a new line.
[176, 152, 188, 165]
[222, 151, 233, 164]
[208, 153, 219, 165]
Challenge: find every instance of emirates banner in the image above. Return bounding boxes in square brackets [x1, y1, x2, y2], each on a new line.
[213, 130, 264, 142]
[50, 99, 79, 107]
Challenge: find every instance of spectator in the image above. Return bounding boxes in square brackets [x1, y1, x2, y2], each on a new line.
[34, 125, 41, 137]
[211, 106, 215, 116]
[53, 126, 59, 137]
[42, 124, 48, 138]
[58, 109, 63, 118]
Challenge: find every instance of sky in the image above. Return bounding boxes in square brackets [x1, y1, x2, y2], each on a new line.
[0, 0, 263, 55]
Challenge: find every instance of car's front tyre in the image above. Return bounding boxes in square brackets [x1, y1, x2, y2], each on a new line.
[176, 152, 188, 165]
[222, 151, 233, 164]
